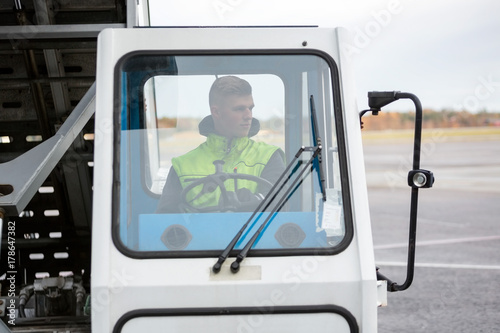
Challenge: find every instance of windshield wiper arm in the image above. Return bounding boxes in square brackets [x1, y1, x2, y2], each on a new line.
[310, 95, 327, 202]
[212, 95, 327, 274]
[212, 146, 308, 273]
[229, 147, 320, 273]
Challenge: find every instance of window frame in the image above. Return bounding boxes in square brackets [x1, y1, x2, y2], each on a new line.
[111, 49, 353, 259]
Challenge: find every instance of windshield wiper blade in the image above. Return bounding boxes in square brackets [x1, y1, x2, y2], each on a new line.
[310, 95, 327, 202]
[229, 147, 320, 273]
[212, 94, 327, 274]
[211, 146, 307, 273]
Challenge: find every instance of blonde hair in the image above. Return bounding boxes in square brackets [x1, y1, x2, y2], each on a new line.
[209, 76, 252, 107]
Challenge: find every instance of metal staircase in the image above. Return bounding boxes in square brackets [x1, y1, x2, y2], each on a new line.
[0, 0, 132, 308]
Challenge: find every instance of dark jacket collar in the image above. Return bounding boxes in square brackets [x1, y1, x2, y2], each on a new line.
[198, 115, 260, 138]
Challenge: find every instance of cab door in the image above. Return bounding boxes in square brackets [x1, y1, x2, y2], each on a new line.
[93, 27, 375, 332]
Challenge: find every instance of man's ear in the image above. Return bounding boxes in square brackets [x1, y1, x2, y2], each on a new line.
[210, 105, 220, 118]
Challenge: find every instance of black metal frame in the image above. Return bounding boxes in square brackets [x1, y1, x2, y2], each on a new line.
[111, 49, 354, 259]
[113, 304, 359, 333]
[361, 91, 434, 292]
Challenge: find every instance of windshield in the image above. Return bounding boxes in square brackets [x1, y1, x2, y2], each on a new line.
[113, 53, 351, 257]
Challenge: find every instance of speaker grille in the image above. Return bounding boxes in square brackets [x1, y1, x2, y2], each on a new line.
[274, 223, 306, 248]
[161, 224, 192, 250]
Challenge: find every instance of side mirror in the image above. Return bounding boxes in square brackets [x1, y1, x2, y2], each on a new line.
[361, 91, 435, 292]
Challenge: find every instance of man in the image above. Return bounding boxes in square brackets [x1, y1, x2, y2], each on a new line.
[156, 76, 285, 213]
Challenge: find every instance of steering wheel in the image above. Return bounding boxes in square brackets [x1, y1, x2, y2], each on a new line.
[179, 161, 273, 213]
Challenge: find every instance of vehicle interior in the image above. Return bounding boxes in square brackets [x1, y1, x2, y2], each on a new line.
[114, 52, 352, 258]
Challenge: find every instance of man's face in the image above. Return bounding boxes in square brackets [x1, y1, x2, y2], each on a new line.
[211, 94, 254, 139]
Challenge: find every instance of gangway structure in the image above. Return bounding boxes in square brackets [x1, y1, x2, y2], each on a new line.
[0, 0, 135, 330]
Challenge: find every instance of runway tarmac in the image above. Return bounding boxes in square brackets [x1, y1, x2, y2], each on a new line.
[362, 130, 500, 332]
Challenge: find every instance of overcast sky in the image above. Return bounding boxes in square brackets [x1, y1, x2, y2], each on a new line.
[148, 0, 500, 112]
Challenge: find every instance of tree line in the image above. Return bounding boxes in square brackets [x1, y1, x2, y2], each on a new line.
[361, 109, 500, 130]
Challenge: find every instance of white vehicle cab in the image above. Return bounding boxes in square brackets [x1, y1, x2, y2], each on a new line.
[91, 26, 433, 332]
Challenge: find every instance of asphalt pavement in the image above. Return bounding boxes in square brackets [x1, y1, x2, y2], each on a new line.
[363, 132, 500, 332]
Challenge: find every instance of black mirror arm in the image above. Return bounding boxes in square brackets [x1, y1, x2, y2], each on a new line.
[367, 91, 434, 292]
[391, 92, 422, 292]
